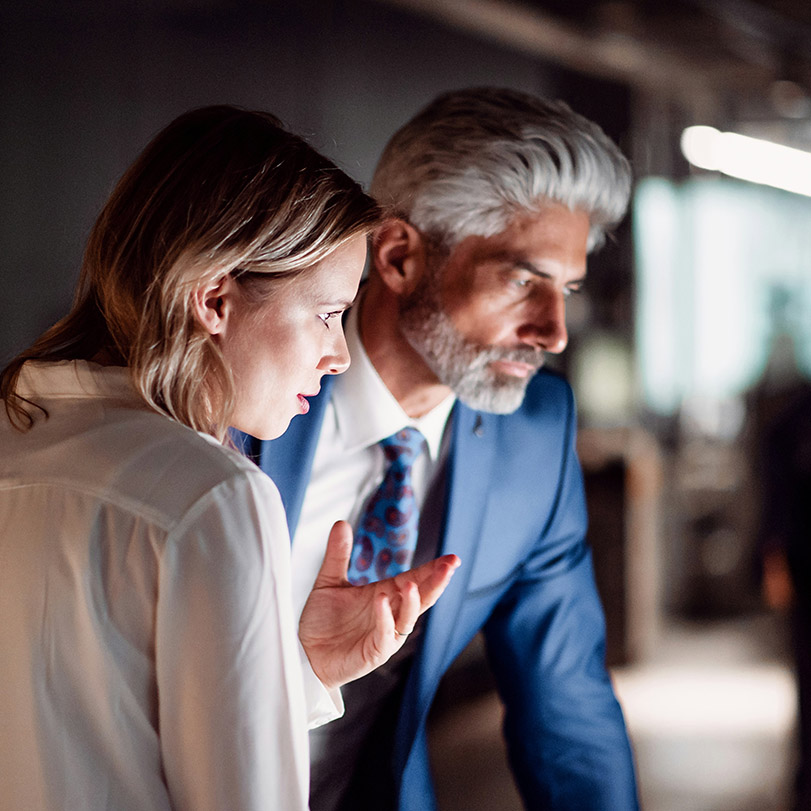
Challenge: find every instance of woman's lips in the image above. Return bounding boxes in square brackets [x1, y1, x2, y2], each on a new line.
[297, 394, 310, 414]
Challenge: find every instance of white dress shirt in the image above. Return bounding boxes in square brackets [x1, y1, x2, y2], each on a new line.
[290, 305, 455, 618]
[0, 361, 340, 811]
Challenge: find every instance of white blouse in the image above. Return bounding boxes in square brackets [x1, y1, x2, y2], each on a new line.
[0, 361, 340, 810]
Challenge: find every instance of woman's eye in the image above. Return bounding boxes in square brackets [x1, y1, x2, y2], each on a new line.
[318, 311, 342, 328]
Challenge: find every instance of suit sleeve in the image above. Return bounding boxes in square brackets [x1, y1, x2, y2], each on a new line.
[482, 386, 639, 810]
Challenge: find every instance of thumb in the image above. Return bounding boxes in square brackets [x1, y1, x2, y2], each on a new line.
[312, 520, 354, 589]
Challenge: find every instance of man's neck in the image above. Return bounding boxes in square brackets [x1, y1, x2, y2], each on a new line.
[357, 285, 452, 419]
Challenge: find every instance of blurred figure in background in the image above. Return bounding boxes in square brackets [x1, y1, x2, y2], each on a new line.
[240, 87, 640, 810]
[757, 377, 811, 811]
[750, 286, 811, 810]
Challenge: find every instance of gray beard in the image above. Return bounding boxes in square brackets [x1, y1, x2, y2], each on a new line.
[399, 273, 544, 415]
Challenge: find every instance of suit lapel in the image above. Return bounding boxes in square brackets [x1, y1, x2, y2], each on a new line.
[428, 404, 496, 642]
[400, 405, 498, 742]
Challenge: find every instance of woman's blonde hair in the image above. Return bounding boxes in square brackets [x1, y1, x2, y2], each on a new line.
[1, 106, 380, 439]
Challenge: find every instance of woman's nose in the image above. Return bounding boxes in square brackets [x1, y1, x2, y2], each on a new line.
[319, 331, 351, 375]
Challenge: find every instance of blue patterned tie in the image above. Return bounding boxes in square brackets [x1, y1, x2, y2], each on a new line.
[347, 427, 426, 585]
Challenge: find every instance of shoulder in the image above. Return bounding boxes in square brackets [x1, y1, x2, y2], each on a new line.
[98, 416, 291, 573]
[115, 413, 280, 525]
[503, 370, 575, 455]
[520, 367, 575, 414]
[6, 398, 279, 531]
[450, 369, 576, 465]
[481, 367, 575, 431]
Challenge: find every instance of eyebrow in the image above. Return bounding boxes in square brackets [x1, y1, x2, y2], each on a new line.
[512, 258, 587, 286]
[316, 298, 356, 310]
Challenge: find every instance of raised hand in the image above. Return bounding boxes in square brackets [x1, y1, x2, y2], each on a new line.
[298, 520, 460, 690]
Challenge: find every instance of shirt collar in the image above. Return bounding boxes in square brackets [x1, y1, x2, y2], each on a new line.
[331, 302, 456, 460]
[16, 360, 136, 401]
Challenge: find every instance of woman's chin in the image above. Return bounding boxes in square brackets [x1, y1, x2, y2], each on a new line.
[232, 414, 291, 442]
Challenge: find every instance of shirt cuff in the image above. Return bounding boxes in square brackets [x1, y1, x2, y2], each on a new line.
[299, 641, 344, 729]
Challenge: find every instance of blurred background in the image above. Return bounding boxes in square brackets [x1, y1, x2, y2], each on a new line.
[3, 1, 811, 807]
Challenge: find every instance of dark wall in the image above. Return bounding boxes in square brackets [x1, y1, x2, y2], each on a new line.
[0, 0, 559, 362]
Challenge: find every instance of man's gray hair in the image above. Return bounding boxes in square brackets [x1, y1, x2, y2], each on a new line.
[370, 87, 632, 252]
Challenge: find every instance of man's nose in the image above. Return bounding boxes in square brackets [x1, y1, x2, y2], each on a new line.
[516, 289, 568, 354]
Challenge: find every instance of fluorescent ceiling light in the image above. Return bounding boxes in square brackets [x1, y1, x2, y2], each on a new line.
[681, 125, 811, 197]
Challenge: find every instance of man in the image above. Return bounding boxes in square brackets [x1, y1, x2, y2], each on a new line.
[241, 87, 639, 810]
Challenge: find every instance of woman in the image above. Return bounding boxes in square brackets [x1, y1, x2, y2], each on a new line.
[0, 106, 458, 810]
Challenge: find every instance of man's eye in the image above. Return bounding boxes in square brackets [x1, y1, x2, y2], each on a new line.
[563, 285, 583, 298]
[512, 277, 532, 289]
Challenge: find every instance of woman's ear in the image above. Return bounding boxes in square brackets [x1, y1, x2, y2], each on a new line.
[372, 218, 428, 296]
[192, 273, 235, 336]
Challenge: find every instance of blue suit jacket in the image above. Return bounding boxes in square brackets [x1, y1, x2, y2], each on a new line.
[240, 369, 639, 810]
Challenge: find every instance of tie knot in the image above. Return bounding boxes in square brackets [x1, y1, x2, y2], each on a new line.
[380, 427, 425, 464]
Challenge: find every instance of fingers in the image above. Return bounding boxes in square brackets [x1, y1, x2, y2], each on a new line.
[395, 554, 461, 612]
[393, 580, 420, 639]
[311, 520, 354, 589]
[374, 591, 396, 640]
[418, 555, 460, 611]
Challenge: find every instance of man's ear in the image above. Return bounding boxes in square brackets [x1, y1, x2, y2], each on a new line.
[192, 273, 235, 337]
[372, 218, 428, 296]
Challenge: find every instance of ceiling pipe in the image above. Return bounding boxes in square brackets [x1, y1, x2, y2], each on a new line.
[374, 0, 772, 102]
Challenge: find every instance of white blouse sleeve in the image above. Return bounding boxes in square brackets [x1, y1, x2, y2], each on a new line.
[154, 470, 340, 811]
